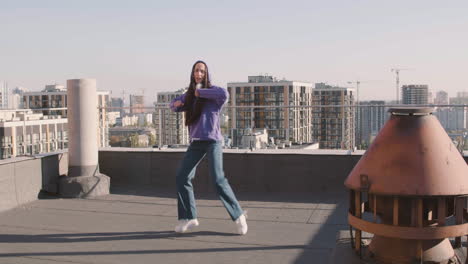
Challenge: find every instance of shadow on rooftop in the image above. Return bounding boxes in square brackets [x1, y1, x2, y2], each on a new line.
[0, 230, 239, 244]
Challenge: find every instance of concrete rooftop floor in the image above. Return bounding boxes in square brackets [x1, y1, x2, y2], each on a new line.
[0, 186, 351, 264]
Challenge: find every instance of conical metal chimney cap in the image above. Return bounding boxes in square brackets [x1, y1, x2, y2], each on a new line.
[345, 107, 468, 196]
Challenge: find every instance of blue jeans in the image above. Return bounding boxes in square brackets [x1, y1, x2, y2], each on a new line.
[176, 140, 243, 221]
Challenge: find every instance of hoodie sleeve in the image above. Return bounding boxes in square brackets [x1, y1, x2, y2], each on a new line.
[197, 86, 229, 106]
[170, 93, 188, 112]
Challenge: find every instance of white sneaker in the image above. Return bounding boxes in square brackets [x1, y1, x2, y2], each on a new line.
[174, 219, 199, 233]
[235, 212, 248, 235]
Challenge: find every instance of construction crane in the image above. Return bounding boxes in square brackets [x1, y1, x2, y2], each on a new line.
[346, 80, 381, 105]
[391, 68, 413, 104]
[347, 80, 362, 105]
[347, 79, 382, 150]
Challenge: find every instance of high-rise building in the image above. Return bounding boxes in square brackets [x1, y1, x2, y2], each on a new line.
[129, 94, 144, 114]
[435, 107, 467, 131]
[0, 81, 9, 109]
[23, 84, 110, 147]
[227, 76, 314, 146]
[428, 91, 434, 104]
[357, 101, 387, 148]
[434, 90, 449, 105]
[153, 89, 189, 146]
[312, 83, 355, 149]
[402, 84, 429, 105]
[440, 91, 468, 131]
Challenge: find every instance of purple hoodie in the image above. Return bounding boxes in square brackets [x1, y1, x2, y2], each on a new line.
[170, 85, 228, 142]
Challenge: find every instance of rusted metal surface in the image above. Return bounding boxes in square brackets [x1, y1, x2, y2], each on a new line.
[349, 213, 468, 239]
[438, 197, 446, 226]
[373, 194, 377, 222]
[354, 191, 362, 254]
[345, 107, 468, 196]
[393, 197, 399, 225]
[345, 107, 468, 263]
[368, 235, 455, 263]
[455, 197, 465, 248]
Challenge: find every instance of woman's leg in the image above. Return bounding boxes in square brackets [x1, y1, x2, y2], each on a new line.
[206, 141, 243, 221]
[176, 142, 206, 220]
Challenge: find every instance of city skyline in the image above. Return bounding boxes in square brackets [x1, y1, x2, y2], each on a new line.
[1, 1, 467, 103]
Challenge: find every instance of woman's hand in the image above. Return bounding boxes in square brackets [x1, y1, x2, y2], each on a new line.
[173, 100, 184, 107]
[195, 89, 200, 97]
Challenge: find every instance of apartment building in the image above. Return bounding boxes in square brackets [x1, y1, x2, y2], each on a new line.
[312, 83, 356, 149]
[357, 101, 387, 147]
[153, 89, 189, 145]
[227, 75, 314, 146]
[129, 94, 144, 114]
[0, 109, 67, 159]
[402, 84, 429, 105]
[22, 84, 110, 147]
[435, 107, 467, 131]
[0, 81, 8, 109]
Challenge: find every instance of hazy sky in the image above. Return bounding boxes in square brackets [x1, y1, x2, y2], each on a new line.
[1, 0, 467, 104]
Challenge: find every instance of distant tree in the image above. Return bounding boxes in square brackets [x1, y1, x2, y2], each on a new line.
[110, 135, 124, 147]
[358, 143, 369, 150]
[129, 134, 140, 148]
[149, 134, 156, 146]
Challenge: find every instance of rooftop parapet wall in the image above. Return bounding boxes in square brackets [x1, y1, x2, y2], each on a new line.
[99, 149, 468, 193]
[98, 149, 364, 193]
[0, 151, 67, 212]
[0, 157, 42, 212]
[1, 150, 467, 212]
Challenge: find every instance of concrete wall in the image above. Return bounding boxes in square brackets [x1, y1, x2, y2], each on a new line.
[99, 150, 363, 193]
[0, 152, 68, 212]
[40, 152, 68, 193]
[0, 150, 466, 212]
[0, 158, 42, 212]
[99, 150, 468, 193]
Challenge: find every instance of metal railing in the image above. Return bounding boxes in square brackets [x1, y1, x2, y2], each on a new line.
[102, 104, 468, 152]
[1, 104, 467, 159]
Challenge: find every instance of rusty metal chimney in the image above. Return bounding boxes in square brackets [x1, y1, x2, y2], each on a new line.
[345, 107, 468, 263]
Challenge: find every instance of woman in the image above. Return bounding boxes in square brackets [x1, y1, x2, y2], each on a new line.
[170, 60, 248, 235]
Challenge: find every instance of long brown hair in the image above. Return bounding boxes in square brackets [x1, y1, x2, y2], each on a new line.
[185, 60, 211, 126]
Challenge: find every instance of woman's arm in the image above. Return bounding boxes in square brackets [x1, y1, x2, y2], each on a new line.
[196, 86, 229, 106]
[170, 93, 188, 112]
